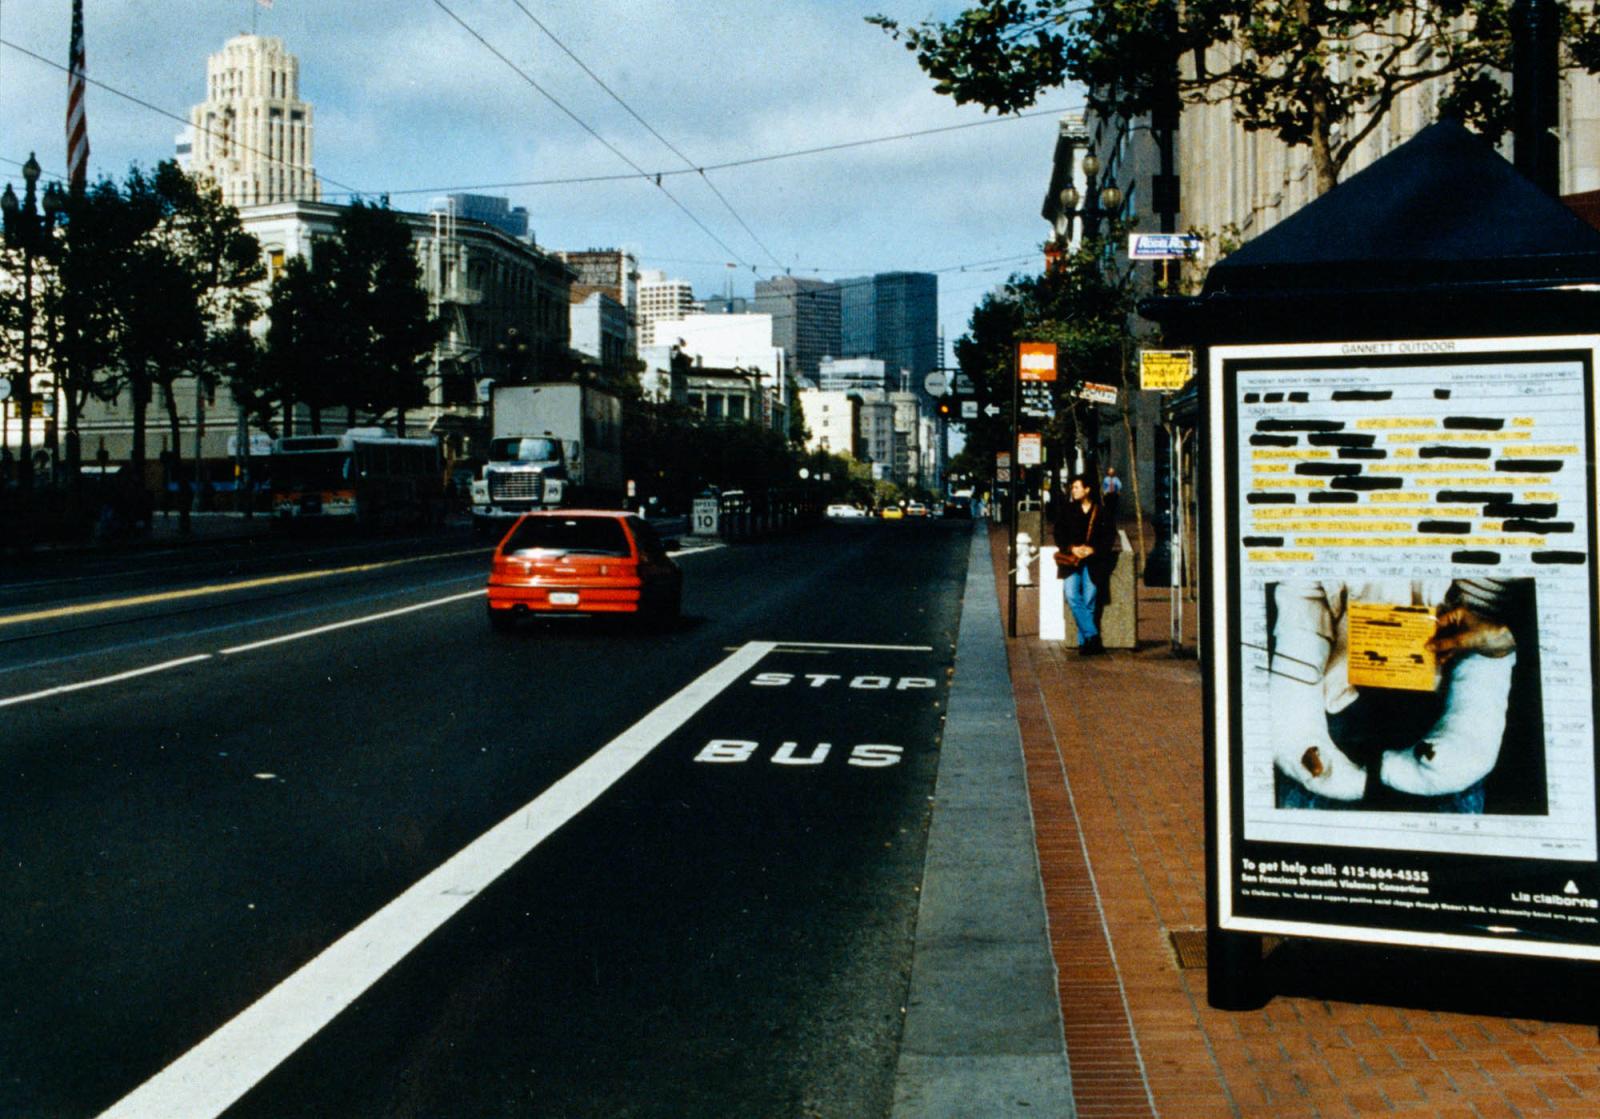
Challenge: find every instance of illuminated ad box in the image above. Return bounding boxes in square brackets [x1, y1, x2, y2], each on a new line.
[1209, 335, 1600, 960]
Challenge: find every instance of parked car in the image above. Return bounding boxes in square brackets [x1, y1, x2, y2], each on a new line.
[486, 510, 682, 631]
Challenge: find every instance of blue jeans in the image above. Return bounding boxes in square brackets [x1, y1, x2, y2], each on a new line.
[1064, 568, 1098, 644]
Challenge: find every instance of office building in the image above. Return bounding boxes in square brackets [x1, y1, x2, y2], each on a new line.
[838, 271, 938, 388]
[637, 269, 696, 346]
[186, 34, 320, 207]
[754, 276, 840, 385]
[431, 194, 530, 240]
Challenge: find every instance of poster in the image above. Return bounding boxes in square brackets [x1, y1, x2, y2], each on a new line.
[1210, 336, 1600, 959]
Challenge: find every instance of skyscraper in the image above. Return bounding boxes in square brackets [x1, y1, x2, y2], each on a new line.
[636, 269, 696, 346]
[186, 35, 319, 208]
[754, 276, 840, 385]
[839, 272, 938, 388]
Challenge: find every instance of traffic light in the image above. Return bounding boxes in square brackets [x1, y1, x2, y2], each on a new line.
[936, 399, 952, 418]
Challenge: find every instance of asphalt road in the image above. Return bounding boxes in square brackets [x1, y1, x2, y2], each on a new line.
[1, 516, 975, 1118]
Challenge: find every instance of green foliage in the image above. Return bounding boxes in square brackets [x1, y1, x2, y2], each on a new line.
[257, 200, 438, 432]
[875, 0, 1600, 192]
[949, 233, 1141, 471]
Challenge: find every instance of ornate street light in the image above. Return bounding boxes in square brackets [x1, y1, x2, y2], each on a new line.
[1, 153, 67, 489]
[1055, 150, 1126, 247]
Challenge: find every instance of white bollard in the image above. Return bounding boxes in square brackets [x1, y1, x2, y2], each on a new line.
[1016, 532, 1035, 585]
[1039, 546, 1066, 641]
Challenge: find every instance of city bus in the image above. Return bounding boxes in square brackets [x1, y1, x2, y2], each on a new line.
[269, 428, 445, 529]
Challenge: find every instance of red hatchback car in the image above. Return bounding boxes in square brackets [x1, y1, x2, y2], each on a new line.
[486, 510, 683, 631]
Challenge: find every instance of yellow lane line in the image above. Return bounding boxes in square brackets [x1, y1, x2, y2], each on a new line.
[0, 547, 489, 628]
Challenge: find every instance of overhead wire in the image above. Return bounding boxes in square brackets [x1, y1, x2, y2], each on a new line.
[428, 0, 752, 270]
[503, 0, 786, 271]
[0, 36, 370, 198]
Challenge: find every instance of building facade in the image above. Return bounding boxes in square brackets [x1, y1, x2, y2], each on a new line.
[636, 269, 696, 346]
[432, 193, 530, 240]
[754, 276, 840, 385]
[185, 35, 320, 208]
[570, 291, 628, 381]
[556, 249, 639, 356]
[796, 388, 860, 458]
[838, 271, 938, 387]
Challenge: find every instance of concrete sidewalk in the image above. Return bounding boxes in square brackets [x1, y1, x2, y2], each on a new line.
[992, 524, 1600, 1119]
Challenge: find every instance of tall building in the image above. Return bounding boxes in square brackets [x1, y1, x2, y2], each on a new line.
[186, 35, 320, 208]
[754, 276, 840, 385]
[636, 269, 696, 346]
[432, 194, 529, 240]
[839, 272, 938, 388]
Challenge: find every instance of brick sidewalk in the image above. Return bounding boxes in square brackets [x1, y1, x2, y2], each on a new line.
[990, 526, 1600, 1119]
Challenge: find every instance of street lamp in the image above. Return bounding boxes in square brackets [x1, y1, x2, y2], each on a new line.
[1, 153, 66, 490]
[1055, 152, 1125, 249]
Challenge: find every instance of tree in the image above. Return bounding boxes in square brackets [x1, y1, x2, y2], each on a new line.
[262, 252, 346, 433]
[872, 0, 1600, 193]
[326, 201, 437, 432]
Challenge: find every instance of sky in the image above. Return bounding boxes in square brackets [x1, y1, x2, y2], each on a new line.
[0, 0, 1083, 364]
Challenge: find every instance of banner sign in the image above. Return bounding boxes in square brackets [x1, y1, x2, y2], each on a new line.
[1129, 232, 1204, 260]
[1018, 433, 1043, 465]
[1018, 342, 1058, 382]
[1209, 335, 1600, 960]
[1141, 349, 1195, 392]
[1080, 382, 1118, 406]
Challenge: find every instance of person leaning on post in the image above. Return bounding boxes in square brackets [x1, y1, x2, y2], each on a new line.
[1053, 475, 1116, 655]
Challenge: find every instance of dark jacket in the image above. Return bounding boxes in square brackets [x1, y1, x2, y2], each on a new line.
[1053, 496, 1117, 583]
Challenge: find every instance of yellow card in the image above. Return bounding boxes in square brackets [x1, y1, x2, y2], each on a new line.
[1346, 602, 1438, 692]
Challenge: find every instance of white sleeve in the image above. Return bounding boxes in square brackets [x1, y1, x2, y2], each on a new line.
[1379, 652, 1515, 796]
[1270, 584, 1367, 801]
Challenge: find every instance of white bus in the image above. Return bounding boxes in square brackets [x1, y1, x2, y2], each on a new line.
[269, 428, 445, 529]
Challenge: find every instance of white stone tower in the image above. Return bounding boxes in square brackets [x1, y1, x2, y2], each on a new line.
[187, 35, 320, 207]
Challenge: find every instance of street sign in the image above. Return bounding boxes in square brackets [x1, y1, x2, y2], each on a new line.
[923, 371, 948, 396]
[1017, 342, 1057, 382]
[952, 373, 975, 396]
[983, 403, 1001, 417]
[1018, 433, 1042, 465]
[995, 451, 1011, 483]
[1140, 349, 1195, 391]
[1128, 232, 1204, 260]
[961, 400, 978, 419]
[1080, 382, 1118, 406]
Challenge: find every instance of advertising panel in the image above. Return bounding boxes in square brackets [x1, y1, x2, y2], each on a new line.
[1210, 336, 1600, 959]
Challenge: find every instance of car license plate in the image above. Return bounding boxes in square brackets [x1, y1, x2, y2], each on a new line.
[549, 591, 580, 606]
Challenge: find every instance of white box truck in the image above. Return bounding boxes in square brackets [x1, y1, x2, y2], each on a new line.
[471, 383, 624, 533]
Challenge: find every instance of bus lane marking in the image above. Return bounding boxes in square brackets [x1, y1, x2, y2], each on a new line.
[692, 644, 941, 771]
[97, 640, 776, 1119]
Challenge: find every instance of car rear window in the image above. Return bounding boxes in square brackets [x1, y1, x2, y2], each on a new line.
[504, 517, 631, 556]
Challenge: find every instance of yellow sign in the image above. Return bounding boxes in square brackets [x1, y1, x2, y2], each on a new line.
[1140, 349, 1194, 391]
[1346, 602, 1438, 692]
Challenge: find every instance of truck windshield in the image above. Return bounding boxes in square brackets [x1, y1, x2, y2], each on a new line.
[490, 437, 561, 462]
[505, 517, 630, 557]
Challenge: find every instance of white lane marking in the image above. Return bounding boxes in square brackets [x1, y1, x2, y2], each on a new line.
[771, 641, 935, 652]
[219, 590, 485, 655]
[98, 640, 777, 1119]
[0, 654, 213, 709]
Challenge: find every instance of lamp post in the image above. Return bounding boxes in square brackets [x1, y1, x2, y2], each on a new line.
[1, 153, 66, 490]
[1053, 152, 1125, 252]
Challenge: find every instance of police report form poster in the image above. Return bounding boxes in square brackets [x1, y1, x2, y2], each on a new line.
[1210, 336, 1600, 958]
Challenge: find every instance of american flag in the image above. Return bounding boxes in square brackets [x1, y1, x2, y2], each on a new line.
[66, 0, 89, 191]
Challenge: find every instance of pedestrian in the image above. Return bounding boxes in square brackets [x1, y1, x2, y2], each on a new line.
[1053, 474, 1116, 655]
[1100, 466, 1123, 521]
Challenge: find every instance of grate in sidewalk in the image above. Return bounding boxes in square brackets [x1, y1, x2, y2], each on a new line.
[1169, 928, 1207, 969]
